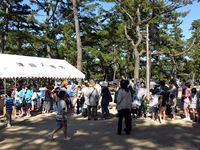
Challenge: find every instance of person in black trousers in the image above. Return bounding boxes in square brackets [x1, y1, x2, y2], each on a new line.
[116, 80, 132, 135]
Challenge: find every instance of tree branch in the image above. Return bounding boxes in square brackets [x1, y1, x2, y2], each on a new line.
[139, 49, 145, 56]
[115, 0, 133, 23]
[121, 7, 133, 23]
[174, 38, 196, 57]
[135, 8, 142, 48]
[140, 2, 184, 25]
[124, 23, 135, 47]
[47, 0, 59, 22]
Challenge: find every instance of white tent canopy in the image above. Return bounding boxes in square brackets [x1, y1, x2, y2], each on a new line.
[0, 54, 85, 79]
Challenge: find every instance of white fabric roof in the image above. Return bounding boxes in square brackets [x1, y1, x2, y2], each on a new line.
[0, 54, 85, 79]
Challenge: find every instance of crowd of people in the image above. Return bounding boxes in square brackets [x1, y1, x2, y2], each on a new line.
[3, 78, 200, 139]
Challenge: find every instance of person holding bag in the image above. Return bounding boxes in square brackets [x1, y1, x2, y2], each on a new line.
[84, 80, 100, 120]
[116, 80, 132, 135]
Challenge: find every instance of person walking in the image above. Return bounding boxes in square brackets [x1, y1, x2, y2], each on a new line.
[49, 90, 71, 141]
[116, 80, 132, 135]
[190, 88, 198, 121]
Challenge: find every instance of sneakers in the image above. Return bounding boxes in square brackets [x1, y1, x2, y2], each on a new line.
[183, 117, 191, 121]
[48, 133, 54, 140]
[7, 124, 11, 128]
[64, 137, 71, 141]
[19, 114, 23, 117]
[25, 114, 31, 118]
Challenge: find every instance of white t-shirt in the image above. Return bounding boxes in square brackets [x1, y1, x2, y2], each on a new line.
[149, 95, 159, 107]
[56, 99, 67, 120]
[137, 88, 146, 100]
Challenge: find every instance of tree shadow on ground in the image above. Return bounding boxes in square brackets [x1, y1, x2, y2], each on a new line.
[0, 113, 200, 150]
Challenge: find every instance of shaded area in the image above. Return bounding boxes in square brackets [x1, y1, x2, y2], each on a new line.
[0, 112, 200, 150]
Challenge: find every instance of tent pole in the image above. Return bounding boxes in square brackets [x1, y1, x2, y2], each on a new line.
[3, 78, 6, 96]
[3, 78, 6, 116]
[15, 78, 16, 87]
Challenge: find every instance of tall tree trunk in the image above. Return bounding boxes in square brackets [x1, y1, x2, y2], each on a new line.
[146, 24, 150, 100]
[46, 7, 51, 58]
[171, 56, 177, 79]
[191, 71, 195, 88]
[134, 49, 140, 82]
[72, 0, 82, 71]
[47, 44, 51, 58]
[124, 7, 143, 83]
[113, 47, 117, 81]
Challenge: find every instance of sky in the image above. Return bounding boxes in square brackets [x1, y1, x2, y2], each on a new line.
[25, 1, 200, 40]
[177, 1, 200, 39]
[101, 1, 200, 40]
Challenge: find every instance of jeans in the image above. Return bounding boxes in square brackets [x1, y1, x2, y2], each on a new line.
[101, 105, 109, 118]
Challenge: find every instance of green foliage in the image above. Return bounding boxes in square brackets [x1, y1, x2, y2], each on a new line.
[0, 0, 198, 81]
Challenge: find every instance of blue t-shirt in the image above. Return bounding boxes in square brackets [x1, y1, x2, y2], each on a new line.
[67, 89, 73, 97]
[6, 96, 13, 112]
[25, 89, 33, 103]
[19, 89, 25, 102]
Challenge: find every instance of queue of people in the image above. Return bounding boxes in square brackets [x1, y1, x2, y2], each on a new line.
[3, 78, 200, 139]
[130, 79, 200, 124]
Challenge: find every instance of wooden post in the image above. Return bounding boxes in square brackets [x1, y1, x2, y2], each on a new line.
[3, 79, 6, 116]
[146, 24, 150, 100]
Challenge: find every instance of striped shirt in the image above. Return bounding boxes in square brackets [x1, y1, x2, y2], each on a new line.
[6, 96, 13, 112]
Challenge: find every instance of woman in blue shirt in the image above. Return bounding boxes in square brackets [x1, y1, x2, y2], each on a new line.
[25, 86, 33, 117]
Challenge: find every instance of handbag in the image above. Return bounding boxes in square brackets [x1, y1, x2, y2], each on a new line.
[88, 88, 95, 104]
[109, 94, 113, 102]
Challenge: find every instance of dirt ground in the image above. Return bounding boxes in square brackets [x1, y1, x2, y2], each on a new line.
[0, 103, 200, 150]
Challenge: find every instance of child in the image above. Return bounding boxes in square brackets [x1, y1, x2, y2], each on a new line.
[170, 94, 177, 120]
[49, 90, 71, 140]
[138, 95, 148, 118]
[183, 82, 191, 120]
[5, 90, 14, 127]
[149, 89, 159, 122]
[132, 96, 140, 118]
[158, 92, 167, 123]
[190, 88, 198, 121]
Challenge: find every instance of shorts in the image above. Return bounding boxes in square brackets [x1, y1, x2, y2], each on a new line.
[56, 119, 67, 128]
[190, 103, 197, 109]
[183, 102, 190, 109]
[171, 107, 176, 114]
[160, 106, 166, 112]
[152, 107, 158, 113]
[15, 103, 22, 110]
[26, 103, 32, 110]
